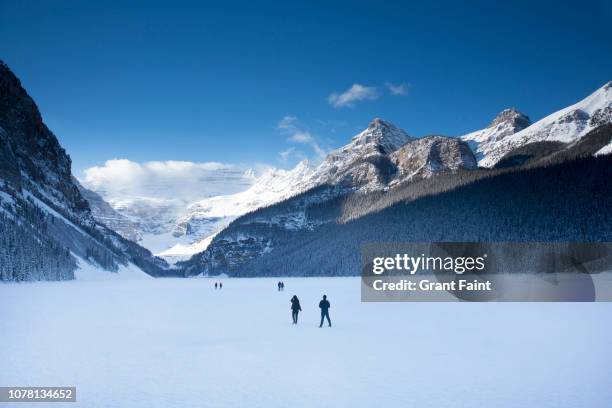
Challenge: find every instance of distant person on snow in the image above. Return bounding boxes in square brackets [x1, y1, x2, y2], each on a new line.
[219, 282, 223, 289]
[319, 295, 331, 328]
[278, 281, 282, 291]
[290, 295, 301, 324]
[281, 281, 285, 291]
[215, 282, 218, 290]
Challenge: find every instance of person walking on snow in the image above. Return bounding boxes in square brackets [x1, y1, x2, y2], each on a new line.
[278, 281, 282, 291]
[290, 295, 301, 324]
[214, 282, 218, 289]
[219, 282, 223, 289]
[319, 295, 331, 327]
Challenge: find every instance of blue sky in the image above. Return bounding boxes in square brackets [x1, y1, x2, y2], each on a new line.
[1, 0, 611, 175]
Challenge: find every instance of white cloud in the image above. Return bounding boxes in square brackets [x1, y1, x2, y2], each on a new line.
[288, 131, 314, 144]
[81, 159, 255, 203]
[385, 82, 409, 95]
[277, 116, 298, 132]
[277, 116, 328, 162]
[328, 84, 379, 108]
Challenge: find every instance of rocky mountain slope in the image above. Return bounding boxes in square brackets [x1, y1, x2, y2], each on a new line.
[179, 119, 481, 275]
[79, 160, 315, 260]
[469, 82, 612, 167]
[181, 124, 612, 277]
[75, 180, 142, 242]
[460, 108, 532, 162]
[307, 118, 412, 190]
[86, 82, 612, 263]
[0, 60, 173, 280]
[67, 77, 612, 276]
[165, 119, 477, 264]
[179, 79, 612, 277]
[158, 160, 315, 260]
[228, 154, 612, 277]
[150, 120, 414, 259]
[81, 162, 256, 254]
[389, 135, 477, 186]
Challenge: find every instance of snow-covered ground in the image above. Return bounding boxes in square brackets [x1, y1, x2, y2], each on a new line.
[73, 258, 154, 281]
[1, 277, 611, 408]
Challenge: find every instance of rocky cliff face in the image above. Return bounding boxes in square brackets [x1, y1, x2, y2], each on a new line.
[75, 180, 142, 242]
[0, 61, 91, 224]
[0, 60, 172, 280]
[389, 136, 477, 185]
[305, 120, 476, 191]
[307, 118, 412, 191]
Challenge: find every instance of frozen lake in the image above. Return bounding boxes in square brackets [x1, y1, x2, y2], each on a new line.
[1, 277, 611, 407]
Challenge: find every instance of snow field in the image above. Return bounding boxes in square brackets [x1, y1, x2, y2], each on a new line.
[0, 277, 611, 408]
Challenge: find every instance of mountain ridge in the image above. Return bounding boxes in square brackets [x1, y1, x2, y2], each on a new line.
[0, 60, 174, 280]
[475, 81, 612, 167]
[4, 56, 610, 279]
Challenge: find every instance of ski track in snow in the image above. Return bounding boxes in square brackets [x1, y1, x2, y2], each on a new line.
[1, 277, 611, 408]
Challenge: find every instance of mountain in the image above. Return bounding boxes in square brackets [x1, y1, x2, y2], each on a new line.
[468, 81, 612, 167]
[461, 108, 531, 162]
[217, 154, 612, 277]
[79, 159, 316, 262]
[149, 119, 414, 260]
[75, 179, 142, 242]
[388, 135, 477, 186]
[180, 123, 612, 277]
[307, 118, 412, 191]
[81, 82, 612, 264]
[0, 60, 173, 281]
[178, 120, 481, 276]
[80, 162, 258, 256]
[158, 160, 315, 260]
[105, 196, 185, 246]
[178, 81, 612, 277]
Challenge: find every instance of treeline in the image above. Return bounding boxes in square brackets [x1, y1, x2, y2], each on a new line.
[188, 154, 612, 277]
[0, 206, 76, 281]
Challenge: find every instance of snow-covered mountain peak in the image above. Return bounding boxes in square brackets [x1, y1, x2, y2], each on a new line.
[161, 160, 316, 260]
[460, 108, 531, 162]
[488, 108, 531, 130]
[304, 119, 411, 190]
[251, 160, 314, 194]
[350, 118, 411, 154]
[366, 117, 394, 131]
[476, 80, 612, 167]
[573, 80, 612, 112]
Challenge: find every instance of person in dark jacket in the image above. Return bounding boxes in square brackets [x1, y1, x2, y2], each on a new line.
[319, 295, 331, 327]
[290, 295, 302, 324]
[214, 282, 218, 289]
